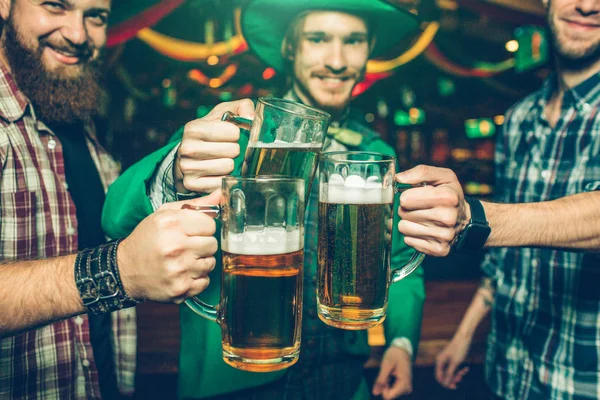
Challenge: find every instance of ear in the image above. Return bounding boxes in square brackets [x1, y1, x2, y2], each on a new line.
[0, 0, 10, 21]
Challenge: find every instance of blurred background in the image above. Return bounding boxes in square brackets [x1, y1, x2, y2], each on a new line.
[100, 0, 549, 398]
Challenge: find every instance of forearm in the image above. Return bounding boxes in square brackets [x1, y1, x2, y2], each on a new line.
[0, 255, 84, 337]
[483, 191, 600, 251]
[454, 278, 494, 340]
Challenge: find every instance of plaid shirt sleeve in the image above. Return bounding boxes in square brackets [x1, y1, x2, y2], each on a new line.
[148, 144, 180, 210]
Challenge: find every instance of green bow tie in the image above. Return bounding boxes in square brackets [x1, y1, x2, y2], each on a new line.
[327, 127, 363, 147]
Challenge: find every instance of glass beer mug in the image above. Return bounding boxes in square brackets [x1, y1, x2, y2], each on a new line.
[185, 176, 305, 372]
[317, 152, 424, 330]
[223, 97, 330, 198]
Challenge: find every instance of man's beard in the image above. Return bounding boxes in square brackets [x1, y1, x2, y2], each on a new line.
[2, 18, 104, 124]
[547, 9, 600, 71]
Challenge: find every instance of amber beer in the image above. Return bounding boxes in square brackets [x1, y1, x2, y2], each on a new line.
[244, 142, 321, 198]
[220, 229, 303, 372]
[317, 187, 394, 329]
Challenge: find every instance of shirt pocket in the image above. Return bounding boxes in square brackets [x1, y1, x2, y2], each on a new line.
[0, 190, 38, 259]
[582, 153, 600, 191]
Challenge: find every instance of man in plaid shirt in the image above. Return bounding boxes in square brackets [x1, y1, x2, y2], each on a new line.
[397, 0, 600, 399]
[0, 0, 233, 398]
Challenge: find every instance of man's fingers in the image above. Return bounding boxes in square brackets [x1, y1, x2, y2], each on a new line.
[435, 356, 448, 384]
[397, 220, 455, 243]
[399, 185, 460, 211]
[180, 140, 240, 160]
[183, 176, 229, 195]
[398, 207, 459, 229]
[189, 257, 217, 279]
[183, 120, 241, 143]
[443, 362, 459, 387]
[202, 99, 255, 121]
[185, 276, 211, 298]
[395, 164, 458, 186]
[450, 366, 470, 387]
[383, 374, 412, 399]
[372, 361, 394, 396]
[180, 158, 235, 178]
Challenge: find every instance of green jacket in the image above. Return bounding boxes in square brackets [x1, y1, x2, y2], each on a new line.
[101, 113, 425, 399]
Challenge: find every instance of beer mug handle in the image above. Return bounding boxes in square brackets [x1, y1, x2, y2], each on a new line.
[185, 296, 219, 322]
[391, 250, 425, 283]
[181, 203, 222, 323]
[390, 181, 427, 282]
[222, 111, 252, 176]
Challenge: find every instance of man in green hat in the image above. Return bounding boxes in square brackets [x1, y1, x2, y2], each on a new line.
[102, 1, 425, 399]
[0, 0, 224, 398]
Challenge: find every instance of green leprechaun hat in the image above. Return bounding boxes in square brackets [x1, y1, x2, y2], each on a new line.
[241, 0, 420, 72]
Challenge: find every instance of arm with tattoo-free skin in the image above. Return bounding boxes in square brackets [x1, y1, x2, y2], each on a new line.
[0, 192, 221, 338]
[435, 277, 495, 389]
[395, 165, 600, 256]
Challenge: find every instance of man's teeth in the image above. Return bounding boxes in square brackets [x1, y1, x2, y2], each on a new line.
[51, 47, 78, 57]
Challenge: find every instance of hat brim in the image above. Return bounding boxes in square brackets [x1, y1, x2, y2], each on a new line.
[241, 0, 419, 73]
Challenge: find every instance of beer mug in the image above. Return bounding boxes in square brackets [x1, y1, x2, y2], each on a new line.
[223, 97, 330, 198]
[317, 152, 424, 330]
[185, 176, 305, 372]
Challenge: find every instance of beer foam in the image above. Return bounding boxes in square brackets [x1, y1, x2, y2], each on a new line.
[252, 141, 320, 148]
[222, 227, 303, 255]
[322, 174, 393, 204]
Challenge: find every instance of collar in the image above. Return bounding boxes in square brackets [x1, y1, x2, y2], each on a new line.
[0, 62, 30, 123]
[538, 72, 600, 112]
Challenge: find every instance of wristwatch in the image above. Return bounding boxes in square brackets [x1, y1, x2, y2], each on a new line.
[453, 197, 491, 253]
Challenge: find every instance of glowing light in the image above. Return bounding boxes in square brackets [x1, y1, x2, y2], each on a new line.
[207, 55, 219, 65]
[505, 40, 519, 53]
[365, 113, 375, 123]
[209, 78, 222, 88]
[262, 67, 276, 80]
[188, 70, 201, 81]
[494, 115, 505, 125]
[479, 119, 492, 135]
[162, 78, 171, 88]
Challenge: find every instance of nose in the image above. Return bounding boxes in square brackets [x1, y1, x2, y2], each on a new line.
[576, 0, 600, 16]
[61, 12, 89, 46]
[324, 39, 348, 73]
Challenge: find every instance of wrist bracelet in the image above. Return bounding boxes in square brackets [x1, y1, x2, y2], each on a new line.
[390, 337, 414, 359]
[74, 239, 142, 315]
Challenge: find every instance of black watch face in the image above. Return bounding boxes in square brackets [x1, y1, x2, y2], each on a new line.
[457, 223, 491, 252]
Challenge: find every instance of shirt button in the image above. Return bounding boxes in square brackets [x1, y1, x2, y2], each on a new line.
[541, 170, 551, 179]
[82, 359, 90, 368]
[66, 226, 76, 235]
[74, 316, 84, 325]
[47, 139, 57, 150]
[581, 103, 592, 113]
[531, 259, 539, 268]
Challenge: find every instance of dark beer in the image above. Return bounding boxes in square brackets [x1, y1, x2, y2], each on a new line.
[221, 235, 303, 372]
[244, 143, 321, 198]
[317, 195, 393, 330]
